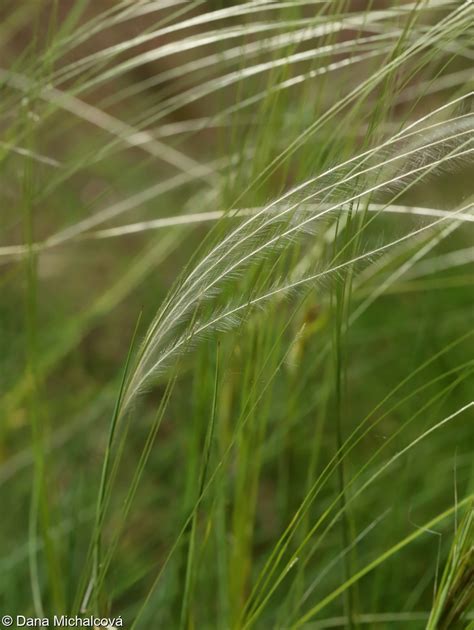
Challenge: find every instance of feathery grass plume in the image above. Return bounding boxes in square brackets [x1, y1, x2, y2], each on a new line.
[427, 503, 474, 629]
[120, 111, 473, 411]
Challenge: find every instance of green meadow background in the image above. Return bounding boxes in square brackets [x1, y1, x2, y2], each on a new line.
[0, 1, 473, 628]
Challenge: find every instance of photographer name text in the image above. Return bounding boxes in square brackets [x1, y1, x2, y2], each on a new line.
[1, 615, 122, 628]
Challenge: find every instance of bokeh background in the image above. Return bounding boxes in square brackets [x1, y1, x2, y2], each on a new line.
[0, 1, 472, 628]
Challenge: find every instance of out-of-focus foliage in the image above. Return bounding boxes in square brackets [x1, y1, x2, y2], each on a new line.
[0, 1, 472, 628]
